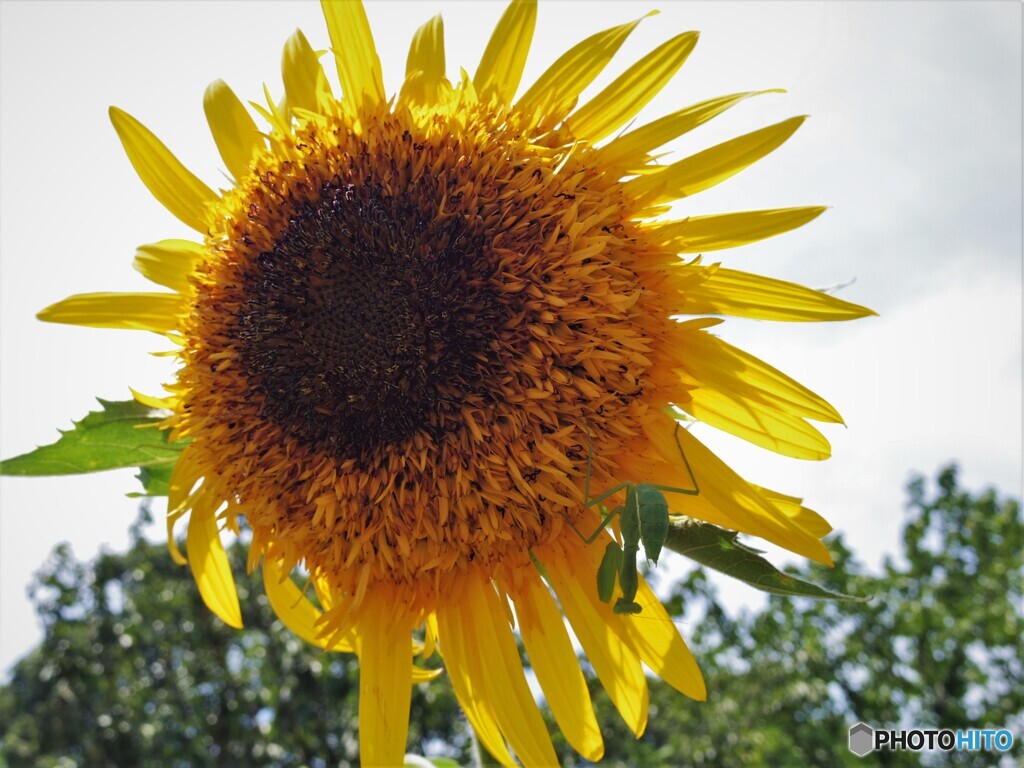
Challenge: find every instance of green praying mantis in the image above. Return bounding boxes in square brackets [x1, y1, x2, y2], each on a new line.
[562, 423, 700, 615]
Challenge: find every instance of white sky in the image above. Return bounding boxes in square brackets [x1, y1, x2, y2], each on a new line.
[0, 1, 1021, 675]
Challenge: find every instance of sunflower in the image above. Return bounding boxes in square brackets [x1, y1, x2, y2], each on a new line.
[35, 1, 872, 764]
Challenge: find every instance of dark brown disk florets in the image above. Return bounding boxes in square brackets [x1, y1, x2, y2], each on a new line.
[236, 180, 504, 459]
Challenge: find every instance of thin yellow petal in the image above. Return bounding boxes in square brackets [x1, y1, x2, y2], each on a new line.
[356, 594, 412, 768]
[680, 266, 876, 321]
[680, 387, 832, 459]
[406, 15, 445, 90]
[186, 496, 243, 629]
[644, 416, 832, 564]
[467, 575, 558, 767]
[133, 240, 204, 293]
[263, 556, 356, 652]
[282, 28, 333, 115]
[473, 0, 536, 106]
[756, 487, 832, 538]
[129, 387, 173, 410]
[505, 567, 604, 761]
[436, 588, 515, 767]
[37, 293, 186, 333]
[628, 116, 806, 204]
[542, 546, 649, 736]
[599, 90, 782, 167]
[649, 206, 826, 254]
[108, 107, 217, 232]
[320, 0, 385, 114]
[203, 79, 261, 181]
[670, 328, 843, 423]
[515, 12, 653, 124]
[569, 540, 706, 701]
[566, 31, 699, 143]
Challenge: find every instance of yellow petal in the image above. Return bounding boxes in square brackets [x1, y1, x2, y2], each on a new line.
[133, 239, 204, 293]
[649, 206, 826, 254]
[203, 79, 261, 181]
[680, 266, 876, 321]
[320, 0, 385, 114]
[473, 0, 536, 106]
[542, 546, 649, 736]
[566, 31, 699, 143]
[436, 587, 515, 767]
[37, 292, 186, 333]
[515, 12, 653, 124]
[108, 107, 218, 232]
[628, 116, 806, 204]
[356, 594, 412, 768]
[401, 14, 446, 105]
[599, 90, 782, 167]
[669, 328, 843, 423]
[505, 567, 604, 761]
[186, 495, 243, 628]
[466, 574, 558, 767]
[282, 28, 333, 115]
[756, 487, 832, 538]
[569, 539, 706, 701]
[680, 387, 832, 459]
[263, 556, 356, 652]
[644, 416, 832, 564]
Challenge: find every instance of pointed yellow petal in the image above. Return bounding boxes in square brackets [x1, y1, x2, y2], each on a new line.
[203, 79, 261, 181]
[263, 556, 356, 652]
[356, 594, 412, 768]
[515, 12, 652, 124]
[570, 540, 706, 700]
[542, 547, 649, 736]
[506, 568, 604, 761]
[473, 0, 536, 105]
[599, 90, 782, 167]
[186, 497, 242, 628]
[466, 575, 558, 767]
[680, 266, 876, 321]
[756, 487, 832, 538]
[650, 206, 826, 254]
[436, 588, 515, 767]
[133, 239, 204, 293]
[622, 576, 706, 700]
[405, 14, 446, 92]
[282, 28, 333, 115]
[37, 292, 186, 333]
[680, 387, 832, 459]
[645, 417, 832, 564]
[320, 0, 385, 114]
[566, 31, 699, 143]
[628, 116, 806, 204]
[108, 107, 217, 232]
[671, 329, 843, 423]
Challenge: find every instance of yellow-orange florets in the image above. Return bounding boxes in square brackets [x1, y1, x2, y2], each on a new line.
[172, 104, 680, 600]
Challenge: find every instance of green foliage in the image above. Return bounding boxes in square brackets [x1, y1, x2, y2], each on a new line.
[0, 466, 1019, 767]
[664, 519, 866, 601]
[0, 400, 185, 490]
[0, 509, 466, 768]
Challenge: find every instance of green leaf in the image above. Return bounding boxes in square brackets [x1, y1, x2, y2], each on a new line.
[128, 464, 175, 497]
[664, 518, 867, 601]
[0, 398, 185, 479]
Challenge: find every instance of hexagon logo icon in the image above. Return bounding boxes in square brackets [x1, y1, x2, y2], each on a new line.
[848, 722, 875, 757]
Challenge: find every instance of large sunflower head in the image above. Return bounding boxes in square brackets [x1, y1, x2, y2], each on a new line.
[36, 1, 873, 764]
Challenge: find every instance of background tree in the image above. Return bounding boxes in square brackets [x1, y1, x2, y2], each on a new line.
[1, 465, 1020, 767]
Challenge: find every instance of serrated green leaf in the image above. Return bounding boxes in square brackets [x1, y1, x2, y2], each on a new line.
[0, 398, 184, 477]
[128, 464, 175, 497]
[665, 518, 867, 601]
